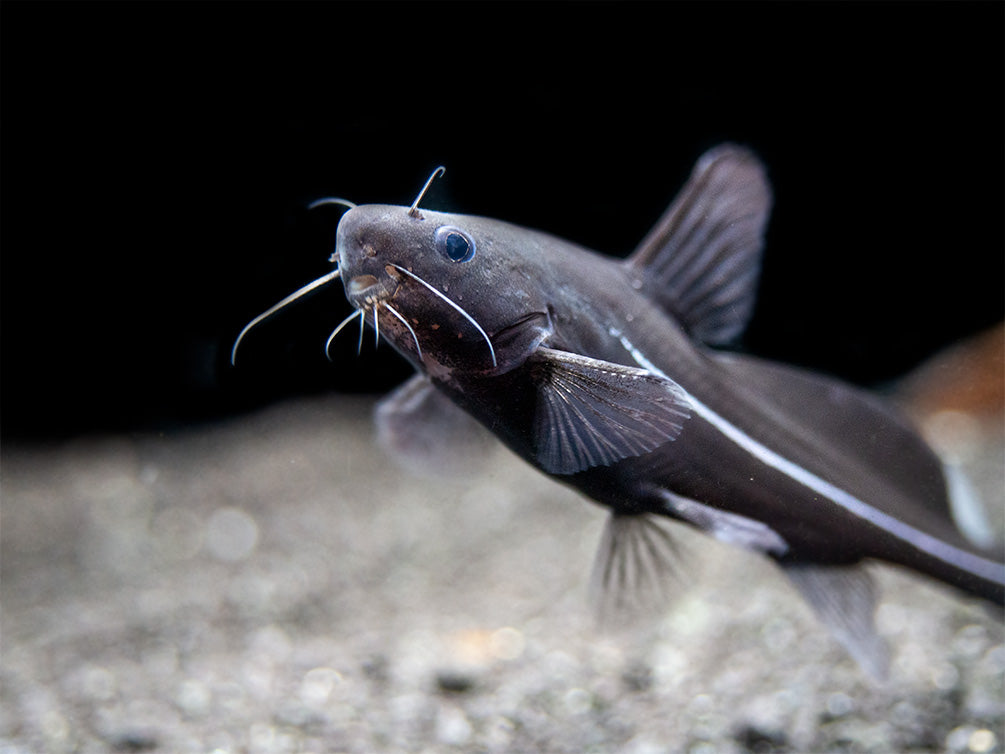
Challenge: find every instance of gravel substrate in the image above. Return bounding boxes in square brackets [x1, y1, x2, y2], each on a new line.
[2, 395, 1002, 753]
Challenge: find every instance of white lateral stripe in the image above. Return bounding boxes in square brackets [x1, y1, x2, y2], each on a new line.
[610, 328, 1005, 586]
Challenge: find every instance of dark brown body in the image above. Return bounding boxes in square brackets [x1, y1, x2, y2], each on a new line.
[241, 145, 1004, 676]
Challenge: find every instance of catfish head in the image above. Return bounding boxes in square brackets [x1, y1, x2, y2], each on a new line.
[332, 196, 557, 380]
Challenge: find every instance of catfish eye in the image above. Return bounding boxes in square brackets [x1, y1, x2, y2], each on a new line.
[434, 225, 475, 263]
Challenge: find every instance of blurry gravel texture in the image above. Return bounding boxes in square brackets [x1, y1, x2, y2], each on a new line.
[2, 389, 1003, 754]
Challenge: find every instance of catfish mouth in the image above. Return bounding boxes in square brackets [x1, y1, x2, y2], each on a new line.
[345, 273, 394, 309]
[329, 268, 429, 363]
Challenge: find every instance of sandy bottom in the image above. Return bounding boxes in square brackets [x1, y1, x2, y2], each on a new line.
[2, 394, 1003, 753]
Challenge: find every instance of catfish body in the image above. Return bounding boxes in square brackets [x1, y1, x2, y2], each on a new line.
[247, 145, 1005, 676]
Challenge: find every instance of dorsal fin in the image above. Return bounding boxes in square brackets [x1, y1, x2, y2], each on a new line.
[626, 144, 772, 345]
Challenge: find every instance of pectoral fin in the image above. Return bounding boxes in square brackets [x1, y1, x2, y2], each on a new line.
[530, 348, 692, 474]
[783, 562, 889, 680]
[375, 373, 498, 478]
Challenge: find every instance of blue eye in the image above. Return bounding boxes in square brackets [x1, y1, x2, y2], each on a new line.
[435, 225, 475, 263]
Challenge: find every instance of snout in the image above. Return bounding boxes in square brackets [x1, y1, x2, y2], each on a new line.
[334, 205, 405, 269]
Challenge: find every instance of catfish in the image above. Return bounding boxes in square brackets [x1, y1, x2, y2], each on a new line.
[233, 146, 1004, 677]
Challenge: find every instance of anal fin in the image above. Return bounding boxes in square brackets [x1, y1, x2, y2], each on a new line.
[782, 562, 889, 680]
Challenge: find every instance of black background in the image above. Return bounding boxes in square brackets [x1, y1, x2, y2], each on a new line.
[2, 1, 1002, 440]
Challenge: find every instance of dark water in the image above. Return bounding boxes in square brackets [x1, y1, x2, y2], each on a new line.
[2, 2, 1002, 440]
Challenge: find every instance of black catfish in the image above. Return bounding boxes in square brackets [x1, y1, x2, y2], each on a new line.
[234, 145, 1004, 677]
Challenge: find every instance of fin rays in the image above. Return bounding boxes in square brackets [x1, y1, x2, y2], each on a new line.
[531, 348, 691, 474]
[626, 144, 772, 345]
[590, 514, 686, 628]
[783, 562, 890, 680]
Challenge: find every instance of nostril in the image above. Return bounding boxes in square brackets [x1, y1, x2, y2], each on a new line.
[347, 274, 379, 295]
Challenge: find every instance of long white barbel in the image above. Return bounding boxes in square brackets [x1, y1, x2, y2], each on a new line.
[231, 268, 342, 365]
[389, 263, 497, 368]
